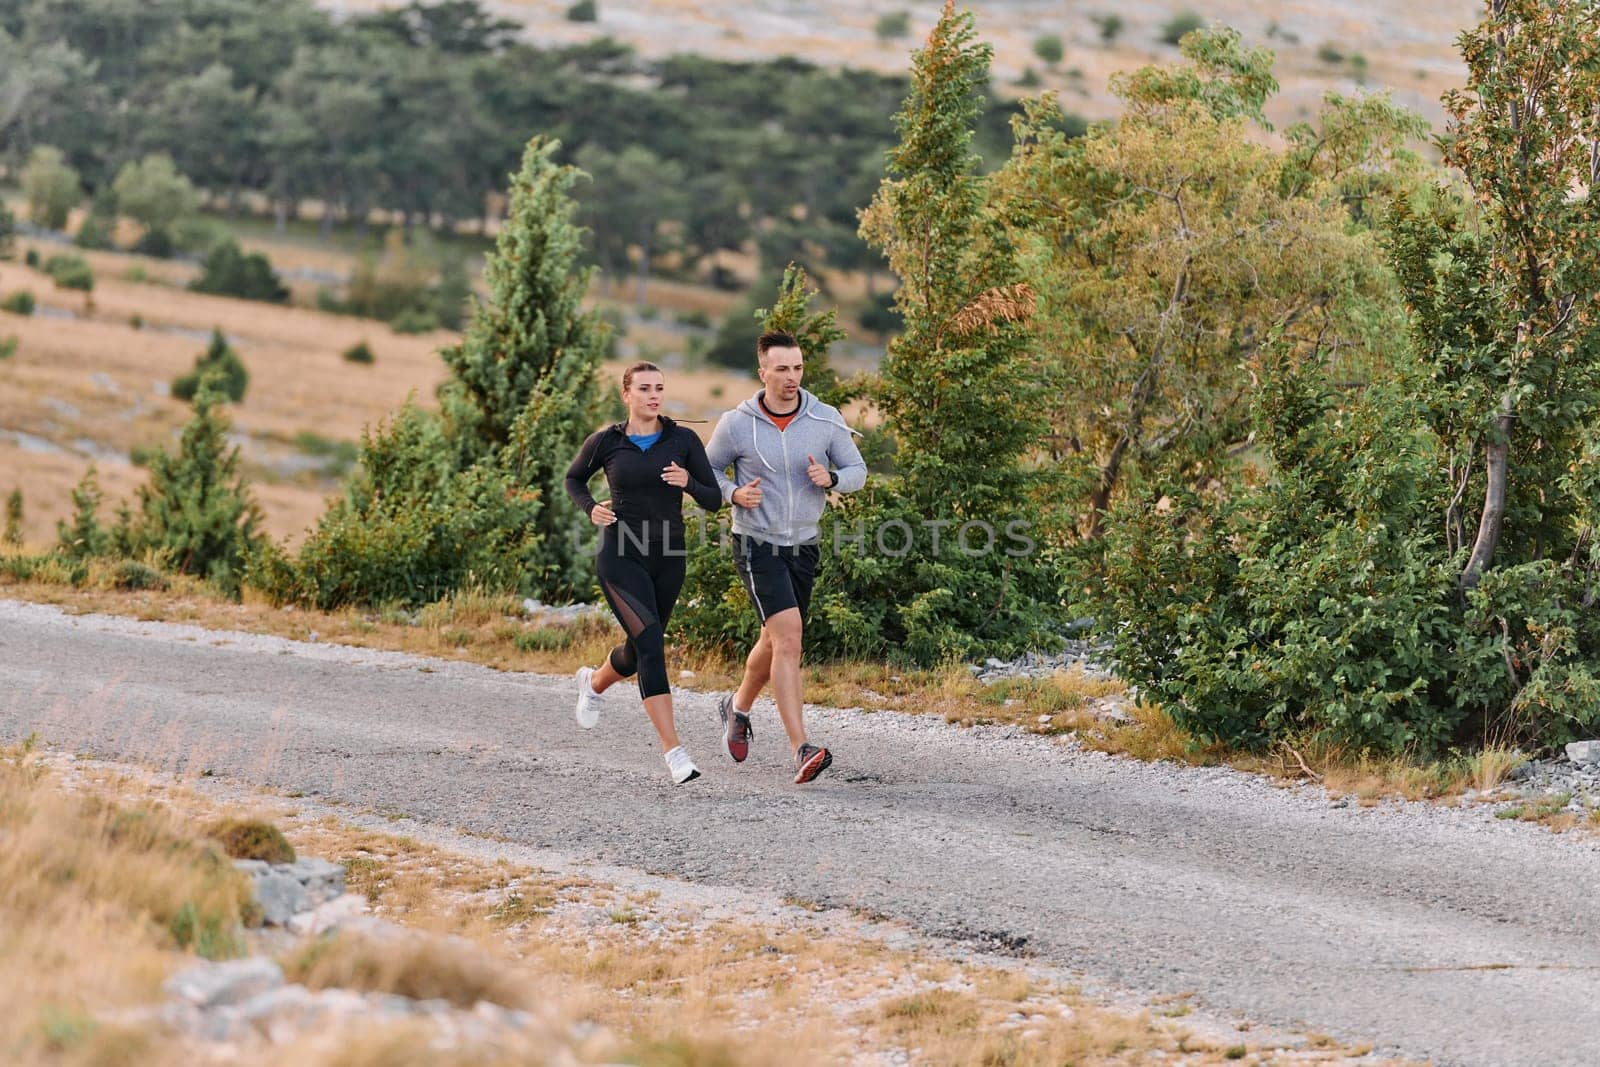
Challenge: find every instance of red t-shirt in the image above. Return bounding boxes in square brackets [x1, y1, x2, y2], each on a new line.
[760, 395, 799, 431]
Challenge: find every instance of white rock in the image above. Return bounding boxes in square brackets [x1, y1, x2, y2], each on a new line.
[287, 892, 369, 936]
[1565, 740, 1600, 765]
[252, 868, 308, 925]
[165, 957, 284, 1009]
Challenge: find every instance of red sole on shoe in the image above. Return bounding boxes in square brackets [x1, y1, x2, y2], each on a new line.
[794, 748, 832, 784]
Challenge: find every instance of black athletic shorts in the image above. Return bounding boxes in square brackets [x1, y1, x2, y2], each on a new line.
[733, 534, 820, 626]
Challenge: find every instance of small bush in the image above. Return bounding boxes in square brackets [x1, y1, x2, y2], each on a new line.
[0, 203, 14, 259]
[3, 489, 22, 546]
[565, 0, 597, 22]
[389, 306, 439, 334]
[208, 818, 295, 864]
[189, 238, 289, 304]
[132, 227, 175, 259]
[2, 290, 37, 316]
[130, 313, 144, 329]
[1316, 42, 1345, 64]
[72, 214, 114, 251]
[1160, 10, 1205, 46]
[675, 308, 712, 329]
[56, 467, 110, 560]
[44, 253, 94, 292]
[1033, 34, 1064, 66]
[0, 336, 15, 361]
[24, 248, 40, 268]
[342, 340, 376, 364]
[111, 559, 167, 591]
[875, 11, 910, 40]
[1016, 66, 1042, 89]
[1093, 13, 1125, 43]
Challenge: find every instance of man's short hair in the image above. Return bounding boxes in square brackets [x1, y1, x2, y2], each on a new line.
[756, 330, 800, 363]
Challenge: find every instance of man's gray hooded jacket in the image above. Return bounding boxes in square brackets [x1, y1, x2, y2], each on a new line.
[705, 388, 867, 546]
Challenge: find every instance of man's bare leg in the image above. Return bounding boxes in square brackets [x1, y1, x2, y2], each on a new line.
[733, 629, 772, 712]
[762, 608, 807, 752]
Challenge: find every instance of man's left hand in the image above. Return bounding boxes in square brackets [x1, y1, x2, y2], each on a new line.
[806, 454, 832, 488]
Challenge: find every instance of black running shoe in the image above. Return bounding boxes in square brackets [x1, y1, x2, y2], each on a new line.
[793, 742, 832, 784]
[718, 694, 753, 763]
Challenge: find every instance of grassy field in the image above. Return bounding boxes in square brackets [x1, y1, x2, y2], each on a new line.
[3, 737, 1410, 1066]
[0, 218, 762, 549]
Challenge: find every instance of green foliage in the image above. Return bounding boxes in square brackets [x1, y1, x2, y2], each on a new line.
[3, 489, 21, 546]
[704, 281, 769, 372]
[755, 264, 855, 408]
[111, 559, 167, 591]
[209, 819, 295, 864]
[1093, 14, 1125, 43]
[44, 253, 93, 292]
[0, 202, 14, 259]
[112, 154, 200, 244]
[344, 231, 436, 323]
[172, 329, 248, 403]
[119, 382, 264, 594]
[876, 11, 911, 40]
[24, 249, 40, 268]
[21, 146, 81, 231]
[0, 336, 14, 360]
[1098, 1, 1600, 756]
[189, 239, 290, 303]
[1315, 42, 1345, 65]
[566, 0, 597, 22]
[1160, 10, 1205, 46]
[56, 467, 110, 560]
[71, 213, 114, 251]
[440, 137, 606, 600]
[342, 340, 376, 364]
[389, 306, 439, 334]
[1, 291, 35, 316]
[1032, 34, 1064, 66]
[254, 402, 541, 609]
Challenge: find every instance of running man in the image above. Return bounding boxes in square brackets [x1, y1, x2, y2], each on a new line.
[705, 330, 867, 783]
[565, 361, 724, 784]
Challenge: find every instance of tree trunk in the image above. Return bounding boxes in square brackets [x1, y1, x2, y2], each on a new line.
[1460, 397, 1514, 592]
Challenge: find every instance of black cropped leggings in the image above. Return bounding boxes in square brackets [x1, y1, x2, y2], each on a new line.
[595, 541, 685, 701]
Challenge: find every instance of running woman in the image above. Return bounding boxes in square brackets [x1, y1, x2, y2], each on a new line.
[564, 361, 724, 785]
[705, 331, 867, 783]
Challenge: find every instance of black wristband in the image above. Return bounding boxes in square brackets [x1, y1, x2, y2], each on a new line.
[827, 470, 839, 488]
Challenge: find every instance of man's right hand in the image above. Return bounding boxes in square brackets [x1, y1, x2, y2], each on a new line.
[732, 477, 763, 509]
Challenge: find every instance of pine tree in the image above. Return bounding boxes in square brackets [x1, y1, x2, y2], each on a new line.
[172, 328, 248, 403]
[3, 488, 22, 547]
[859, 0, 1047, 518]
[123, 377, 263, 593]
[56, 469, 109, 559]
[440, 136, 606, 599]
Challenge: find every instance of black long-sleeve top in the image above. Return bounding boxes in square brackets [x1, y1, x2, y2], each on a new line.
[564, 417, 723, 549]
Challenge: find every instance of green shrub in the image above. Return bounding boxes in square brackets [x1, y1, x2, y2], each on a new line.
[172, 329, 248, 403]
[44, 253, 94, 292]
[1093, 14, 1125, 43]
[119, 382, 263, 594]
[2, 291, 37, 316]
[253, 404, 541, 610]
[1316, 42, 1345, 64]
[189, 238, 289, 304]
[0, 336, 15, 361]
[24, 248, 40, 268]
[0, 203, 14, 260]
[72, 214, 114, 251]
[342, 340, 376, 364]
[675, 308, 712, 328]
[22, 147, 81, 231]
[111, 559, 167, 591]
[209, 819, 295, 864]
[1160, 10, 1205, 46]
[132, 227, 175, 259]
[566, 0, 597, 21]
[1033, 34, 1064, 66]
[3, 489, 21, 546]
[514, 625, 577, 652]
[130, 313, 144, 330]
[875, 11, 911, 40]
[389, 306, 439, 334]
[56, 467, 111, 560]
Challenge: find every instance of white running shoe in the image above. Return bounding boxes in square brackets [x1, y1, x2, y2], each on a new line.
[664, 745, 701, 785]
[574, 666, 603, 729]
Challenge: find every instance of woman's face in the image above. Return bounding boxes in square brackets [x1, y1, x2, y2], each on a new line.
[623, 371, 665, 421]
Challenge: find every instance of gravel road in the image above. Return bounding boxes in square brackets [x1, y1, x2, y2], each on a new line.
[5, 598, 1599, 1066]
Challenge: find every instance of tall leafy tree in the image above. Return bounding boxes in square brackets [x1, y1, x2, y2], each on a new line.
[440, 136, 607, 598]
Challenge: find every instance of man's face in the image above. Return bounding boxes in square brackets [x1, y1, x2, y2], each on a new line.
[758, 345, 804, 403]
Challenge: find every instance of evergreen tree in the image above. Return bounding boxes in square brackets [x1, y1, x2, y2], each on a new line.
[757, 264, 855, 409]
[172, 329, 248, 403]
[122, 378, 263, 593]
[56, 468, 108, 559]
[440, 136, 606, 599]
[3, 488, 21, 546]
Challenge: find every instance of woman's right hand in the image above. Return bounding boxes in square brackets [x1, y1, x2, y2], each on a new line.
[590, 502, 617, 526]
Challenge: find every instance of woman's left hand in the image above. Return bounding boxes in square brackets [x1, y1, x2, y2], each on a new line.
[661, 461, 689, 488]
